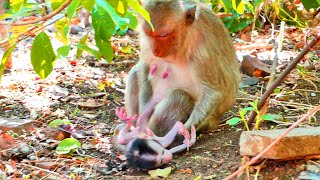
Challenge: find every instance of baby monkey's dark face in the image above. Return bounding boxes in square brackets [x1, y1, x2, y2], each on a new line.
[125, 138, 172, 169]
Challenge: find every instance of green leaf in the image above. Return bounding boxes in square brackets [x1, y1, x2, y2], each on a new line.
[76, 33, 89, 58]
[239, 107, 254, 117]
[56, 138, 81, 155]
[249, 99, 259, 110]
[220, 0, 233, 14]
[95, 36, 114, 62]
[127, 0, 153, 31]
[261, 114, 284, 121]
[54, 18, 69, 45]
[243, 107, 255, 111]
[81, 0, 95, 11]
[10, 0, 26, 12]
[51, 0, 64, 11]
[301, 0, 320, 10]
[232, 0, 245, 14]
[148, 167, 171, 178]
[116, 0, 128, 16]
[243, 0, 254, 13]
[91, 5, 116, 40]
[67, 0, 81, 20]
[74, 44, 101, 60]
[57, 45, 71, 57]
[226, 117, 241, 126]
[0, 14, 12, 20]
[31, 32, 56, 79]
[95, 0, 130, 30]
[253, 0, 263, 7]
[228, 18, 253, 33]
[0, 45, 16, 81]
[274, 88, 281, 93]
[125, 11, 138, 29]
[48, 119, 72, 128]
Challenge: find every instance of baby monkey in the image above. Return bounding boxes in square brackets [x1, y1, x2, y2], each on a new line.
[115, 107, 196, 169]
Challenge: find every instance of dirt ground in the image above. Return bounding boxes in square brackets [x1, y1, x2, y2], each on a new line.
[0, 28, 320, 179]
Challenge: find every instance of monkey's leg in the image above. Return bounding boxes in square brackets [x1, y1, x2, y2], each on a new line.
[148, 89, 195, 137]
[124, 65, 140, 117]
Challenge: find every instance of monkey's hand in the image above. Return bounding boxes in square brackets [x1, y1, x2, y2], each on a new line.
[116, 107, 138, 125]
[175, 121, 191, 148]
[169, 125, 196, 154]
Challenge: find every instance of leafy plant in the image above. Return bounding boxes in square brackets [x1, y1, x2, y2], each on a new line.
[0, 0, 151, 80]
[227, 106, 252, 131]
[227, 99, 281, 130]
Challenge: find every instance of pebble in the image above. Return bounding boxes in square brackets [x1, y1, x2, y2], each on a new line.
[28, 155, 37, 160]
[20, 144, 32, 155]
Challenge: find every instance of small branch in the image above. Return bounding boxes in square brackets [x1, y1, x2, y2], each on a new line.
[0, 0, 72, 26]
[18, 163, 69, 179]
[267, 21, 285, 88]
[247, 35, 320, 128]
[226, 105, 320, 180]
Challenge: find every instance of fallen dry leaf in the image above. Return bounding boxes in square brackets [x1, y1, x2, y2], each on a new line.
[177, 168, 192, 174]
[0, 133, 15, 149]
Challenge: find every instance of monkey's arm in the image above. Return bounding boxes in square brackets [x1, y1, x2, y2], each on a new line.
[138, 63, 153, 113]
[184, 86, 221, 129]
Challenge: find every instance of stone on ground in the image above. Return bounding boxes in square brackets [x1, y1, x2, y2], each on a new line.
[0, 117, 34, 134]
[239, 127, 320, 159]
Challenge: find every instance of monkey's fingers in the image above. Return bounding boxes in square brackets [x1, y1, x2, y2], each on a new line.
[190, 125, 196, 146]
[169, 126, 196, 154]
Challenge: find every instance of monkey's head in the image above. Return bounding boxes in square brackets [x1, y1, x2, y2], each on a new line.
[141, 0, 197, 59]
[125, 138, 172, 169]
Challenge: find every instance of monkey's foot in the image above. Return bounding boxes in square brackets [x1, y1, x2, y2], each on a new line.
[115, 107, 138, 125]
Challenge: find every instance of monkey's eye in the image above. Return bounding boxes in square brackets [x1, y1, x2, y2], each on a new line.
[158, 32, 168, 37]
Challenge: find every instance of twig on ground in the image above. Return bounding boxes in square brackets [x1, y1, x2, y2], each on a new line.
[18, 163, 69, 179]
[267, 21, 285, 88]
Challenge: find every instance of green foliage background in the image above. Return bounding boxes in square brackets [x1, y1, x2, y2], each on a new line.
[0, 0, 319, 79]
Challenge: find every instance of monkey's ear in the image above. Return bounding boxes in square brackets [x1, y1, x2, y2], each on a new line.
[185, 4, 196, 26]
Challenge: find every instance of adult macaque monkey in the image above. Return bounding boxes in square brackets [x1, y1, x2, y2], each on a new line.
[121, 0, 240, 168]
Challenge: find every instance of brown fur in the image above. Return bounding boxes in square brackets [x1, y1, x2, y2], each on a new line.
[125, 0, 240, 136]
